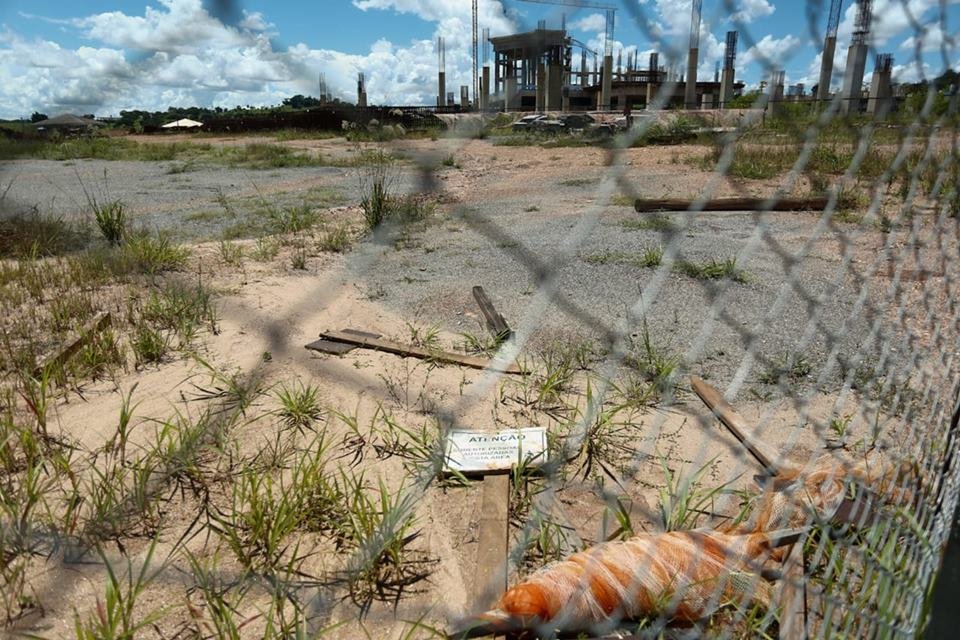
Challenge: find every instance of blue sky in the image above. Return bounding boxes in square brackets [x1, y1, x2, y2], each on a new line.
[0, 0, 956, 118]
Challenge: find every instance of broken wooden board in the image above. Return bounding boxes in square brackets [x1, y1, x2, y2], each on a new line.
[444, 427, 547, 474]
[34, 311, 112, 377]
[319, 330, 524, 374]
[472, 286, 512, 340]
[305, 329, 381, 355]
[778, 541, 808, 640]
[634, 196, 828, 213]
[690, 376, 783, 477]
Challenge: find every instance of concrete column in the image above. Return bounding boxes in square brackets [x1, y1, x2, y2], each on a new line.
[359, 91, 367, 108]
[840, 43, 868, 114]
[437, 72, 446, 108]
[480, 66, 490, 111]
[701, 94, 713, 109]
[646, 82, 656, 108]
[817, 35, 837, 103]
[684, 47, 699, 109]
[535, 62, 546, 112]
[867, 68, 892, 117]
[719, 66, 735, 108]
[504, 76, 518, 111]
[547, 63, 563, 111]
[768, 74, 785, 117]
[460, 85, 469, 109]
[600, 54, 613, 111]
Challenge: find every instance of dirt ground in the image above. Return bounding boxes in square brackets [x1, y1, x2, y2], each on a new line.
[1, 130, 955, 638]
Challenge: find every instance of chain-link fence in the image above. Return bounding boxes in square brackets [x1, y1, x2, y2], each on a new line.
[1, 0, 959, 638]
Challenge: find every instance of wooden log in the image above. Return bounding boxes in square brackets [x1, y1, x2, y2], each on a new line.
[690, 376, 783, 477]
[634, 197, 829, 213]
[474, 474, 510, 610]
[319, 330, 524, 374]
[34, 311, 111, 377]
[472, 286, 512, 340]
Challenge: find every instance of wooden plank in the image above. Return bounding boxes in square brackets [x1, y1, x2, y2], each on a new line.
[319, 330, 524, 374]
[474, 474, 510, 610]
[34, 311, 111, 377]
[634, 197, 828, 213]
[305, 329, 383, 355]
[778, 542, 807, 640]
[472, 286, 512, 340]
[690, 376, 782, 477]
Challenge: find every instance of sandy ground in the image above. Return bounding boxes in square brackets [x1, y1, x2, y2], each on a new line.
[1, 132, 955, 638]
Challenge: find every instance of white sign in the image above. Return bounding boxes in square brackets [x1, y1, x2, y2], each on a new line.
[444, 427, 548, 474]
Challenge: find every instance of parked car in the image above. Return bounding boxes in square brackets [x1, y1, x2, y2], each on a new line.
[511, 114, 547, 131]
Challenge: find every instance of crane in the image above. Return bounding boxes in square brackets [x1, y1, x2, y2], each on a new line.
[514, 0, 617, 55]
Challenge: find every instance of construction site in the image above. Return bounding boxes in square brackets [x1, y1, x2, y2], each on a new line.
[0, 0, 958, 639]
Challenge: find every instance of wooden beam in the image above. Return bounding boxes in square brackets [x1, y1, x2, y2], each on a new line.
[689, 376, 782, 477]
[319, 330, 524, 374]
[634, 197, 828, 213]
[305, 329, 382, 355]
[34, 311, 111, 377]
[474, 474, 510, 609]
[472, 286, 512, 340]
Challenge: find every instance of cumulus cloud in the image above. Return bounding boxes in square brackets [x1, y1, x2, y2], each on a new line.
[570, 13, 607, 33]
[740, 33, 802, 70]
[730, 0, 775, 24]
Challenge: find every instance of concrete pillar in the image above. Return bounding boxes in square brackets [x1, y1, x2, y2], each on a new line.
[358, 91, 367, 108]
[600, 54, 613, 111]
[684, 47, 699, 109]
[437, 71, 446, 108]
[840, 43, 868, 114]
[536, 62, 546, 112]
[701, 94, 713, 109]
[867, 68, 892, 117]
[480, 66, 490, 111]
[504, 76, 518, 111]
[460, 85, 469, 109]
[547, 63, 563, 111]
[719, 66, 735, 108]
[817, 35, 837, 103]
[768, 73, 785, 117]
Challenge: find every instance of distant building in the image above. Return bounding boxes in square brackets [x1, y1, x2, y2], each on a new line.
[30, 114, 99, 134]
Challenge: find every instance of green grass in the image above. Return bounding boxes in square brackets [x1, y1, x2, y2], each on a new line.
[559, 177, 598, 187]
[673, 256, 747, 282]
[583, 247, 663, 268]
[609, 194, 635, 207]
[758, 352, 812, 385]
[0, 212, 91, 259]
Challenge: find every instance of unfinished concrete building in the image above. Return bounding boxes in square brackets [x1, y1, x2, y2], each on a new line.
[840, 0, 872, 113]
[816, 0, 843, 103]
[868, 53, 894, 117]
[487, 26, 743, 112]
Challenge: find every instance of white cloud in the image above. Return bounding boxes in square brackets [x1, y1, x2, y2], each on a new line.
[570, 13, 607, 33]
[740, 34, 802, 70]
[730, 0, 775, 24]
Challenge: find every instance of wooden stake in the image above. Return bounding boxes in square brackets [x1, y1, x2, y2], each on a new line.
[778, 542, 808, 640]
[690, 376, 783, 477]
[472, 286, 512, 340]
[634, 196, 828, 213]
[320, 330, 524, 374]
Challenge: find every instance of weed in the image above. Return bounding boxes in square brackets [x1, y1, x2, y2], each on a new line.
[319, 223, 352, 252]
[759, 352, 812, 386]
[626, 316, 680, 401]
[218, 240, 244, 266]
[610, 194, 635, 207]
[583, 246, 663, 268]
[268, 203, 319, 234]
[359, 150, 397, 229]
[674, 256, 747, 282]
[290, 245, 308, 270]
[460, 330, 501, 356]
[132, 324, 168, 365]
[524, 205, 540, 212]
[829, 414, 853, 441]
[93, 200, 128, 246]
[0, 212, 90, 259]
[559, 177, 598, 187]
[251, 236, 280, 261]
[122, 232, 190, 274]
[657, 456, 727, 531]
[275, 380, 323, 433]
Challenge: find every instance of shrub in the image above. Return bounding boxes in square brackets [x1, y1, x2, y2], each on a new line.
[93, 200, 127, 246]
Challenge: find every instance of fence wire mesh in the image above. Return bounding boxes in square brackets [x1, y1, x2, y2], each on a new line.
[1, 0, 959, 638]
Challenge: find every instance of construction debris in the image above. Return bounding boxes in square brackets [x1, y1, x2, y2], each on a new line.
[472, 285, 512, 341]
[305, 328, 382, 355]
